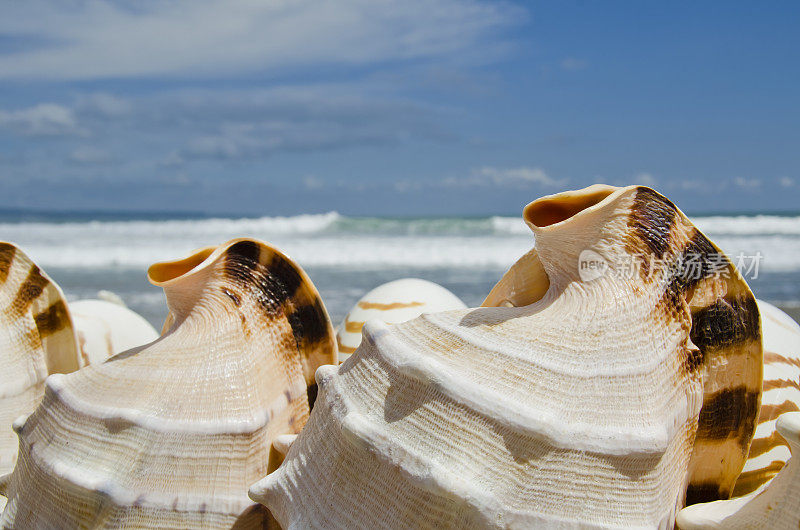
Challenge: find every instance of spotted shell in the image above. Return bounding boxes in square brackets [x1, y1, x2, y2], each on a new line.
[0, 238, 336, 527]
[250, 185, 763, 528]
[336, 278, 466, 363]
[0, 242, 79, 512]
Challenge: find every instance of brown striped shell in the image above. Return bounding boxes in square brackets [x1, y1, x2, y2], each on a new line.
[0, 242, 78, 498]
[251, 185, 762, 528]
[0, 238, 336, 527]
[731, 300, 800, 496]
[490, 185, 764, 502]
[483, 185, 763, 506]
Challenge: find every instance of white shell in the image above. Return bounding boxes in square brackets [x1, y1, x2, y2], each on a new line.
[0, 239, 336, 527]
[677, 411, 800, 529]
[70, 298, 159, 366]
[250, 185, 763, 528]
[732, 300, 800, 496]
[336, 278, 466, 362]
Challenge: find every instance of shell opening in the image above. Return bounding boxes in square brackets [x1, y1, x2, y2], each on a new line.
[148, 246, 216, 285]
[524, 186, 616, 228]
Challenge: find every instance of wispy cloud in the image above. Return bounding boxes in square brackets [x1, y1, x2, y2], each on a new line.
[0, 103, 84, 136]
[469, 166, 564, 187]
[779, 177, 795, 188]
[633, 172, 657, 186]
[734, 176, 762, 189]
[0, 0, 521, 80]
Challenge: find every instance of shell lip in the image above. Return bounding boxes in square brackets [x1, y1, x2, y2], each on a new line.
[522, 184, 625, 233]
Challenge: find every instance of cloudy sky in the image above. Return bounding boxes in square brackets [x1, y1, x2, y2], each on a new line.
[1, 1, 798, 216]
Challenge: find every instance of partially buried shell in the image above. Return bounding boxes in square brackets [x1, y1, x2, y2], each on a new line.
[0, 242, 79, 512]
[336, 278, 466, 363]
[250, 185, 762, 528]
[0, 238, 336, 527]
[70, 297, 159, 366]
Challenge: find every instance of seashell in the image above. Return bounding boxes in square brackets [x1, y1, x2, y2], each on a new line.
[486, 248, 800, 497]
[0, 238, 336, 527]
[676, 411, 800, 529]
[336, 278, 466, 363]
[250, 185, 763, 528]
[70, 298, 159, 366]
[732, 300, 800, 496]
[0, 242, 79, 512]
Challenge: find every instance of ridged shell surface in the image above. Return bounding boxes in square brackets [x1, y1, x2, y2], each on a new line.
[70, 299, 159, 366]
[0, 242, 78, 512]
[250, 185, 763, 529]
[732, 300, 800, 496]
[336, 278, 466, 362]
[0, 238, 336, 528]
[677, 411, 800, 529]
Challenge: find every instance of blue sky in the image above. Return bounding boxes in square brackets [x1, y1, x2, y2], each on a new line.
[0, 1, 798, 216]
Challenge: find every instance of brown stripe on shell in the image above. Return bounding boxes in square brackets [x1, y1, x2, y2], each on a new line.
[337, 335, 356, 355]
[763, 351, 800, 369]
[224, 241, 307, 317]
[34, 300, 71, 337]
[758, 400, 800, 423]
[357, 301, 425, 311]
[223, 240, 262, 285]
[695, 386, 761, 444]
[13, 265, 51, 313]
[287, 297, 330, 348]
[0, 242, 17, 284]
[763, 378, 800, 392]
[690, 295, 760, 352]
[685, 482, 730, 506]
[344, 320, 365, 333]
[747, 430, 791, 459]
[626, 186, 678, 279]
[731, 460, 786, 497]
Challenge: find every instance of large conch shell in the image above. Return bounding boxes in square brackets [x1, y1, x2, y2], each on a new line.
[336, 278, 466, 362]
[677, 411, 800, 529]
[0, 242, 79, 512]
[250, 185, 762, 528]
[70, 297, 159, 366]
[0, 238, 336, 527]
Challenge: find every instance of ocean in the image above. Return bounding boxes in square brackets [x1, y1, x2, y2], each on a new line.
[2, 211, 799, 328]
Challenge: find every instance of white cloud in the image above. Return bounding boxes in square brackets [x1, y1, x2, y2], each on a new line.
[474, 166, 563, 186]
[0, 103, 84, 136]
[779, 177, 795, 188]
[0, 0, 521, 80]
[633, 172, 657, 186]
[734, 177, 761, 189]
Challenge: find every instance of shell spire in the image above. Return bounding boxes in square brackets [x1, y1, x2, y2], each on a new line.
[250, 185, 762, 528]
[0, 238, 335, 527]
